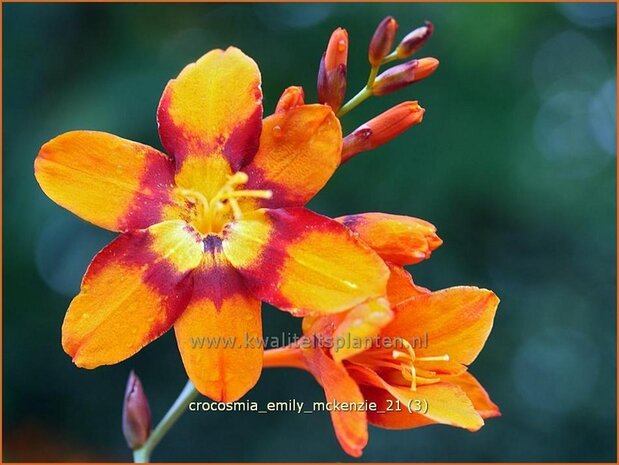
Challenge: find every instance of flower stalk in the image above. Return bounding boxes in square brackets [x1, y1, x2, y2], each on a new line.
[336, 18, 438, 118]
[132, 380, 199, 463]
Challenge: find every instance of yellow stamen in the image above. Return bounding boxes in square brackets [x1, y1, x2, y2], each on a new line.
[391, 338, 449, 391]
[416, 354, 450, 362]
[226, 190, 273, 199]
[177, 171, 272, 232]
[227, 197, 243, 219]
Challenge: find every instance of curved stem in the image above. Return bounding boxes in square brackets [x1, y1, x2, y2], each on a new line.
[337, 63, 381, 118]
[365, 65, 379, 89]
[133, 380, 199, 463]
[336, 87, 373, 118]
[381, 50, 399, 65]
[131, 348, 307, 462]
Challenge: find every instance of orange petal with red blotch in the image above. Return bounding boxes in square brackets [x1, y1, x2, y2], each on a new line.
[442, 371, 501, 419]
[338, 213, 442, 265]
[157, 47, 262, 171]
[243, 105, 342, 208]
[349, 365, 484, 431]
[384, 287, 499, 367]
[62, 221, 204, 368]
[35, 131, 176, 232]
[303, 347, 368, 457]
[222, 207, 389, 314]
[174, 235, 262, 402]
[386, 265, 430, 307]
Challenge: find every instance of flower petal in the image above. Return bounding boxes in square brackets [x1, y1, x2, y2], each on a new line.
[441, 371, 501, 419]
[349, 365, 484, 431]
[35, 131, 176, 232]
[62, 221, 203, 368]
[157, 47, 263, 171]
[222, 207, 390, 314]
[304, 347, 368, 457]
[386, 264, 430, 307]
[331, 298, 394, 362]
[243, 105, 342, 208]
[384, 287, 499, 368]
[338, 213, 442, 265]
[361, 385, 433, 429]
[174, 236, 262, 402]
[275, 86, 305, 113]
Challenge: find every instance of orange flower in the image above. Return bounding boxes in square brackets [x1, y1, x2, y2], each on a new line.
[34, 47, 390, 402]
[264, 213, 499, 456]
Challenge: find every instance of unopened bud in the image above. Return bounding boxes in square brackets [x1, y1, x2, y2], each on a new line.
[317, 28, 348, 111]
[122, 371, 151, 450]
[372, 58, 439, 96]
[342, 101, 425, 162]
[369, 16, 398, 66]
[275, 86, 305, 113]
[396, 21, 434, 58]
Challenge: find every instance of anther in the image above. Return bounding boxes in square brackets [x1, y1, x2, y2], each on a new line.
[228, 172, 249, 186]
[227, 189, 273, 200]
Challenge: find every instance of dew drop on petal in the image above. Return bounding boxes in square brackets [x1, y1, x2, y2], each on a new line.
[272, 125, 283, 138]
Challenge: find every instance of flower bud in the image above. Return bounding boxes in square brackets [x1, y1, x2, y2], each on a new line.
[372, 58, 439, 96]
[275, 86, 305, 113]
[122, 371, 151, 450]
[341, 101, 425, 162]
[396, 21, 434, 58]
[369, 16, 398, 67]
[317, 28, 348, 111]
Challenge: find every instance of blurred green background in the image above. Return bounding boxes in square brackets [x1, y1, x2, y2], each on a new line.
[3, 2, 616, 462]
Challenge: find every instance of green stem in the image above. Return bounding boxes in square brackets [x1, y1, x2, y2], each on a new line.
[336, 87, 373, 118]
[337, 65, 378, 118]
[366, 65, 379, 89]
[133, 380, 199, 463]
[337, 50, 403, 118]
[381, 50, 399, 65]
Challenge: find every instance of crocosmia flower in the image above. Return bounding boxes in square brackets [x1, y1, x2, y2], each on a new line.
[34, 47, 390, 402]
[264, 213, 500, 456]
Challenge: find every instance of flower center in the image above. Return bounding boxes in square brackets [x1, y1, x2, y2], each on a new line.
[351, 337, 449, 391]
[177, 171, 272, 235]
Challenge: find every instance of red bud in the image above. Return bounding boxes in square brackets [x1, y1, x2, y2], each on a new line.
[122, 371, 151, 450]
[275, 86, 305, 113]
[342, 101, 425, 162]
[369, 16, 398, 66]
[317, 28, 348, 111]
[397, 21, 434, 58]
[372, 58, 439, 96]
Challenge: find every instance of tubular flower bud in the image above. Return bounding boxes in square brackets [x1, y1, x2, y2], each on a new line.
[369, 16, 398, 66]
[317, 28, 348, 111]
[396, 21, 434, 59]
[275, 86, 305, 113]
[341, 101, 425, 162]
[122, 371, 152, 450]
[372, 58, 439, 96]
